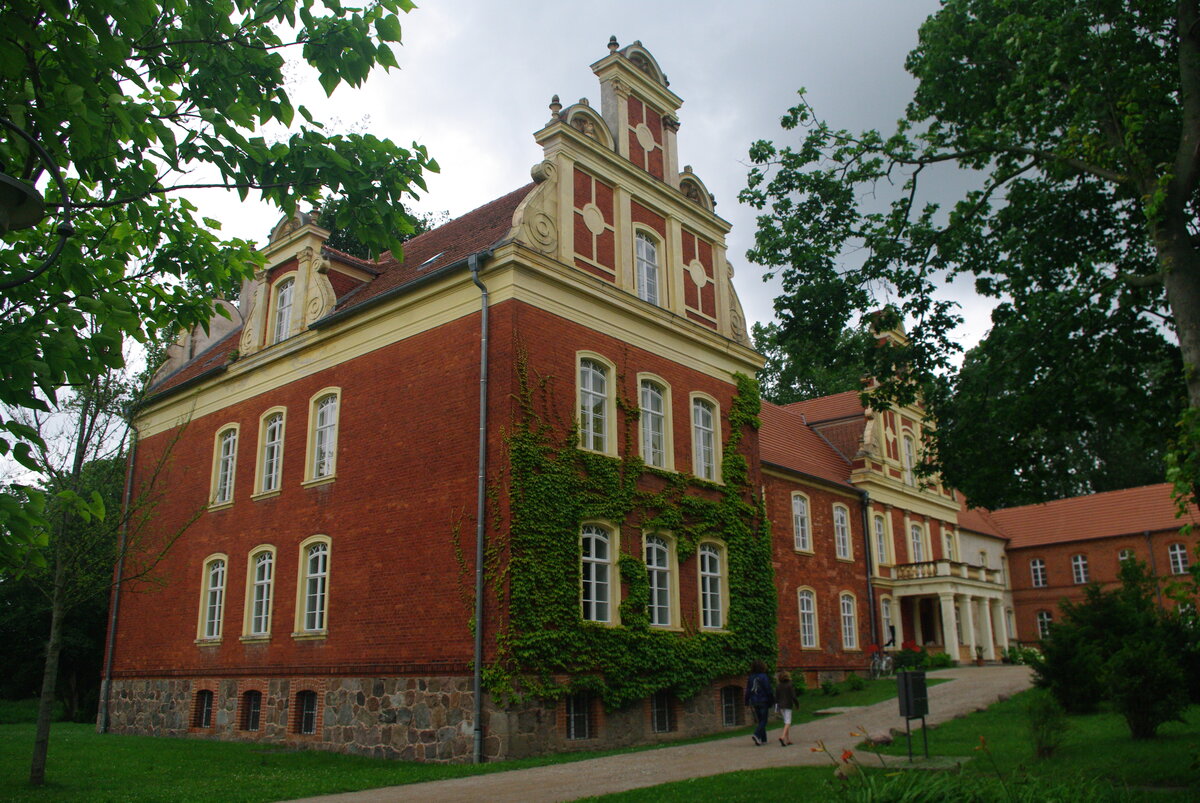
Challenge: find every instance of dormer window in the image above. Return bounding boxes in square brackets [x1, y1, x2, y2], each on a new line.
[635, 232, 660, 306]
[273, 278, 294, 344]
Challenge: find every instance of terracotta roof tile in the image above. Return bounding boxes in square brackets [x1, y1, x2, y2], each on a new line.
[991, 483, 1198, 549]
[956, 500, 1009, 539]
[148, 327, 241, 396]
[783, 390, 865, 423]
[759, 401, 854, 488]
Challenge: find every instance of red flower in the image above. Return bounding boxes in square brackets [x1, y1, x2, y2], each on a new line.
[841, 749, 854, 762]
[866, 644, 881, 654]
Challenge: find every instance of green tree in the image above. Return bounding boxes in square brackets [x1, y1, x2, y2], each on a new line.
[752, 321, 871, 405]
[0, 0, 435, 570]
[741, 0, 1192, 497]
[318, 199, 449, 260]
[929, 292, 1184, 509]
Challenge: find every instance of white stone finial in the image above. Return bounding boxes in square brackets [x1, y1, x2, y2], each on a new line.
[608, 35, 619, 53]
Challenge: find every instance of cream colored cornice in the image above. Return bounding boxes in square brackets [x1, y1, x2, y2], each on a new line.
[762, 465, 858, 499]
[857, 478, 961, 521]
[589, 54, 683, 113]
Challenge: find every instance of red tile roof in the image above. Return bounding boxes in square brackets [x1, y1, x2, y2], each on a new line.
[148, 185, 535, 397]
[784, 390, 865, 424]
[956, 500, 1008, 539]
[759, 401, 854, 488]
[991, 484, 1198, 549]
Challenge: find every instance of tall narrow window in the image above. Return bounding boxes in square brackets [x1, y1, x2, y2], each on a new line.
[645, 535, 671, 627]
[943, 532, 955, 561]
[565, 692, 593, 739]
[910, 523, 925, 562]
[1071, 554, 1089, 584]
[579, 359, 608, 453]
[880, 597, 894, 647]
[303, 541, 328, 631]
[1169, 543, 1190, 575]
[581, 525, 612, 623]
[833, 505, 851, 559]
[639, 379, 666, 467]
[249, 550, 274, 636]
[213, 427, 237, 504]
[203, 558, 225, 639]
[650, 690, 674, 733]
[798, 589, 817, 648]
[840, 593, 858, 650]
[792, 494, 811, 551]
[953, 603, 963, 644]
[699, 543, 724, 629]
[272, 278, 294, 344]
[873, 514, 888, 565]
[692, 398, 716, 481]
[635, 232, 660, 305]
[260, 412, 284, 493]
[1030, 558, 1047, 588]
[296, 690, 317, 735]
[1036, 610, 1052, 639]
[721, 686, 741, 726]
[194, 690, 214, 728]
[902, 435, 916, 485]
[241, 690, 262, 731]
[312, 394, 338, 479]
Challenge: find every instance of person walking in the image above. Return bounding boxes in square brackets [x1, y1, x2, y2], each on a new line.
[744, 659, 774, 746]
[775, 671, 796, 746]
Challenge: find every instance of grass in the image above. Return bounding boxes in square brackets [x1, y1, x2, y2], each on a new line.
[579, 692, 1200, 802]
[0, 676, 917, 801]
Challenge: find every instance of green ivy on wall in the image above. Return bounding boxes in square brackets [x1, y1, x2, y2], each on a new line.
[480, 352, 777, 710]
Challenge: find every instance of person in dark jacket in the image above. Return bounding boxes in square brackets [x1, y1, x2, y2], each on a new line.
[775, 671, 797, 746]
[744, 659, 774, 745]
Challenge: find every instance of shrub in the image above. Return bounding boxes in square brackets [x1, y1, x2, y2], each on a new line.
[1105, 639, 1188, 739]
[927, 651, 956, 669]
[845, 673, 866, 692]
[893, 641, 927, 670]
[1024, 688, 1068, 758]
[821, 681, 839, 696]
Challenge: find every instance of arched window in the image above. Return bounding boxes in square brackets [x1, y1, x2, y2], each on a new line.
[792, 494, 811, 552]
[635, 232, 660, 305]
[581, 525, 612, 623]
[272, 278, 294, 344]
[639, 379, 666, 468]
[692, 397, 717, 481]
[201, 557, 226, 639]
[943, 532, 955, 562]
[311, 393, 339, 480]
[902, 434, 916, 485]
[1169, 543, 1190, 575]
[1030, 558, 1047, 587]
[579, 359, 609, 453]
[840, 593, 858, 650]
[298, 539, 329, 632]
[797, 588, 817, 648]
[833, 505, 851, 559]
[248, 549, 274, 636]
[699, 542, 725, 629]
[212, 426, 238, 505]
[873, 514, 889, 566]
[645, 535, 672, 627]
[259, 411, 284, 493]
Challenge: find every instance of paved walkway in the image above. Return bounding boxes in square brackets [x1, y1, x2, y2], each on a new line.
[284, 665, 1033, 803]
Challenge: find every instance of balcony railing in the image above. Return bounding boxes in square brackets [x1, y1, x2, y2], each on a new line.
[888, 559, 1004, 586]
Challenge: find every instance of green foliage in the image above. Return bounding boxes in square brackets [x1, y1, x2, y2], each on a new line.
[483, 358, 775, 710]
[844, 673, 866, 692]
[741, 0, 1197, 500]
[893, 643, 927, 670]
[1024, 688, 1068, 759]
[751, 320, 870, 405]
[1105, 640, 1188, 740]
[926, 651, 956, 669]
[318, 200, 449, 259]
[820, 681, 839, 697]
[0, 0, 436, 572]
[1001, 645, 1041, 666]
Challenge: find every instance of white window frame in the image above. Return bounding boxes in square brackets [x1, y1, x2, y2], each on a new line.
[634, 230, 661, 306]
[902, 434, 916, 485]
[294, 535, 330, 636]
[909, 522, 926, 563]
[244, 546, 275, 638]
[873, 513, 889, 566]
[1030, 558, 1047, 588]
[197, 553, 228, 641]
[254, 407, 286, 496]
[304, 388, 341, 484]
[833, 504, 852, 560]
[210, 424, 239, 506]
[1119, 548, 1134, 562]
[1071, 553, 1089, 584]
[645, 533, 678, 628]
[637, 374, 673, 469]
[698, 541, 726, 629]
[798, 587, 818, 649]
[1169, 543, 1190, 575]
[272, 276, 295, 344]
[943, 531, 956, 562]
[1036, 610, 1052, 639]
[582, 524, 617, 624]
[565, 692, 593, 740]
[792, 493, 812, 552]
[840, 592, 858, 650]
[690, 393, 721, 482]
[880, 596, 894, 647]
[578, 354, 615, 455]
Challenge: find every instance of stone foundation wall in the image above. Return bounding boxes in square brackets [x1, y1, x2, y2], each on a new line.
[103, 675, 749, 762]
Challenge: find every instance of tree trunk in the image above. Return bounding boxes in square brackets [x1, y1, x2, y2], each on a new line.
[29, 552, 66, 786]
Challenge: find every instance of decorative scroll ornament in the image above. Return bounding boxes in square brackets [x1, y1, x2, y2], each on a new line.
[512, 160, 560, 256]
[239, 282, 266, 353]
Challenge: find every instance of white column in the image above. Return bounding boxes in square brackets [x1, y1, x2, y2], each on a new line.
[991, 599, 1010, 652]
[938, 593, 957, 655]
[912, 598, 925, 645]
[961, 594, 978, 660]
[979, 597, 996, 660]
[890, 597, 905, 648]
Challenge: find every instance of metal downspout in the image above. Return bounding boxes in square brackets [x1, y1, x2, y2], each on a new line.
[98, 420, 138, 733]
[860, 490, 879, 648]
[469, 252, 491, 764]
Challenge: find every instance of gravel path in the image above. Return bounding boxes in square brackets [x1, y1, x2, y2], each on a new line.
[282, 665, 1033, 803]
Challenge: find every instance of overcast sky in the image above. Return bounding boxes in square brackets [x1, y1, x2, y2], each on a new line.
[189, 0, 995, 347]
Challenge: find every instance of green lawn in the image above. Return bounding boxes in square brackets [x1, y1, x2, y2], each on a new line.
[580, 692, 1200, 802]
